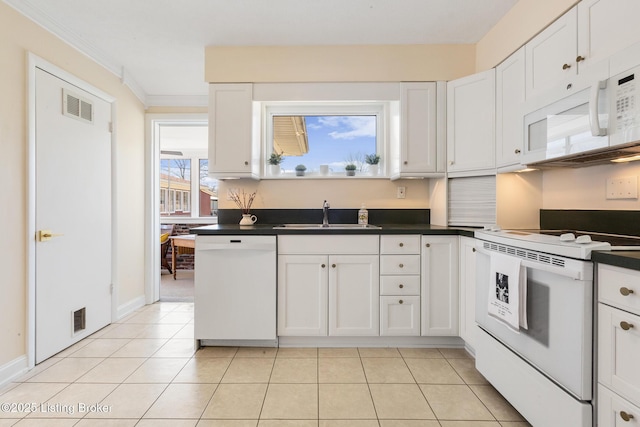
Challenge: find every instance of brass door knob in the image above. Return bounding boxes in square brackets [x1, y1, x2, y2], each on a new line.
[620, 411, 634, 422]
[562, 63, 571, 70]
[620, 287, 635, 296]
[620, 321, 634, 331]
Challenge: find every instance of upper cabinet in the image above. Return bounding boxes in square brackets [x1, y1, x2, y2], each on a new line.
[527, 0, 640, 99]
[390, 82, 443, 179]
[447, 69, 496, 176]
[208, 83, 259, 179]
[525, 7, 578, 99]
[496, 47, 526, 171]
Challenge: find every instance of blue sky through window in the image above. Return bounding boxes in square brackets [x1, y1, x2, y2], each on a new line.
[279, 115, 376, 173]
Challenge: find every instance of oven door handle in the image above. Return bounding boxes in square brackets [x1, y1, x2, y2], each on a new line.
[475, 245, 585, 280]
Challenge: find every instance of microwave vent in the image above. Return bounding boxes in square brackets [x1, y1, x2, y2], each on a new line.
[527, 142, 640, 168]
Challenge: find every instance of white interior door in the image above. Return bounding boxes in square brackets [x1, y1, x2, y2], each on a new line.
[35, 68, 112, 363]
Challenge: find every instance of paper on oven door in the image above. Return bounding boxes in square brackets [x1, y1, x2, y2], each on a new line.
[488, 253, 528, 332]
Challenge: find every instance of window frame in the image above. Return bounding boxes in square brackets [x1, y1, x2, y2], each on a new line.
[262, 102, 388, 178]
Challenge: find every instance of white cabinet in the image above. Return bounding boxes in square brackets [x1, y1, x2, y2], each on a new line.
[391, 82, 441, 179]
[598, 263, 640, 426]
[525, 7, 578, 99]
[277, 255, 328, 336]
[277, 235, 380, 337]
[458, 236, 477, 350]
[379, 235, 421, 336]
[446, 69, 496, 176]
[577, 0, 640, 76]
[208, 83, 259, 179]
[496, 47, 526, 171]
[421, 236, 459, 336]
[329, 255, 380, 336]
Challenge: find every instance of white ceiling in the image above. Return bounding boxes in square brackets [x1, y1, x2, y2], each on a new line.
[5, 0, 519, 106]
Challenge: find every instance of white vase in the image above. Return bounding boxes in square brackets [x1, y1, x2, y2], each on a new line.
[268, 164, 281, 175]
[239, 214, 257, 225]
[369, 164, 379, 176]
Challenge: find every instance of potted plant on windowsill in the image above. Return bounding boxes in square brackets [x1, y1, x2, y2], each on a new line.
[267, 151, 284, 175]
[365, 153, 380, 176]
[295, 164, 307, 176]
[345, 163, 357, 176]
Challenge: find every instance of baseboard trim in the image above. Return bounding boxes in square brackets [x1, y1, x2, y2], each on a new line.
[0, 355, 29, 389]
[117, 295, 146, 321]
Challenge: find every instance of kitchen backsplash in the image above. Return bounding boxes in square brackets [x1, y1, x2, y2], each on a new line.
[540, 210, 640, 236]
[217, 208, 430, 225]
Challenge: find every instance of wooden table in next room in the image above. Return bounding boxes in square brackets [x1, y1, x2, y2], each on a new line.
[169, 234, 196, 280]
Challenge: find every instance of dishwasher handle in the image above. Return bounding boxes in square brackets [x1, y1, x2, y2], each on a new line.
[197, 241, 276, 251]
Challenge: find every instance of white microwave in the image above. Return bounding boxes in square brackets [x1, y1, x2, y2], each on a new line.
[522, 64, 640, 167]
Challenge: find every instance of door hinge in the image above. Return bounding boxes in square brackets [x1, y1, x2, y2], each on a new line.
[110, 283, 114, 294]
[108, 122, 113, 133]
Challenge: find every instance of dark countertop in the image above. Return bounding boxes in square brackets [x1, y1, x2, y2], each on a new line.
[592, 250, 640, 272]
[191, 223, 476, 237]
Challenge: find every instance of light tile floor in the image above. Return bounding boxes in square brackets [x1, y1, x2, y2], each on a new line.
[0, 302, 532, 426]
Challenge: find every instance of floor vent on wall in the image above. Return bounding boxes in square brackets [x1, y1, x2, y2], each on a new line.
[63, 89, 94, 124]
[73, 307, 86, 334]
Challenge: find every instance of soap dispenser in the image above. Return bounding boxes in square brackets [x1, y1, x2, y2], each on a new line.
[358, 204, 369, 225]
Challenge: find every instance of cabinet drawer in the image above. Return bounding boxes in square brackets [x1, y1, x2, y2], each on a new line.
[598, 384, 640, 427]
[380, 275, 420, 295]
[380, 255, 420, 275]
[599, 264, 640, 317]
[380, 235, 421, 254]
[380, 295, 420, 336]
[599, 303, 640, 405]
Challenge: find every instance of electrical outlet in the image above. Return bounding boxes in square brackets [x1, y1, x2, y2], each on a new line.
[606, 176, 638, 199]
[397, 186, 406, 199]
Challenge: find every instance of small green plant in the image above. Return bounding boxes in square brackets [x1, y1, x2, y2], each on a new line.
[295, 164, 307, 171]
[268, 151, 284, 165]
[345, 164, 357, 171]
[365, 153, 380, 165]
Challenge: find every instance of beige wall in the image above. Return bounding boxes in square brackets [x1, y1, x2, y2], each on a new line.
[218, 179, 429, 211]
[205, 45, 476, 83]
[0, 2, 146, 369]
[475, 0, 578, 71]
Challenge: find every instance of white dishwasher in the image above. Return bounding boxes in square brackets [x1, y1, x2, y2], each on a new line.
[194, 235, 277, 346]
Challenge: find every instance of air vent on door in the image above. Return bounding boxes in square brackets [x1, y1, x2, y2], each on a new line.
[63, 89, 94, 124]
[72, 307, 86, 335]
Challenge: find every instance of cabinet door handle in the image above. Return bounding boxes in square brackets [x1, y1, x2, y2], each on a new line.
[332, 264, 336, 268]
[620, 321, 634, 331]
[244, 161, 249, 165]
[576, 55, 585, 63]
[425, 243, 431, 248]
[403, 161, 408, 165]
[562, 63, 571, 70]
[472, 248, 476, 252]
[399, 242, 404, 247]
[620, 411, 634, 422]
[399, 263, 404, 268]
[399, 284, 404, 289]
[399, 299, 404, 304]
[514, 149, 521, 154]
[620, 287, 635, 296]
[321, 264, 326, 268]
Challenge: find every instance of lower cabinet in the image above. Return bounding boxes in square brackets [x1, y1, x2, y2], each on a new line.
[421, 236, 459, 336]
[380, 295, 420, 336]
[458, 236, 477, 350]
[277, 235, 380, 337]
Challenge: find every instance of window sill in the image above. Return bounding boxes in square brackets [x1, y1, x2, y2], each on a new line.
[261, 173, 388, 180]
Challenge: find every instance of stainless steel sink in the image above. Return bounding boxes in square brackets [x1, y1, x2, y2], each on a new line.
[273, 223, 381, 230]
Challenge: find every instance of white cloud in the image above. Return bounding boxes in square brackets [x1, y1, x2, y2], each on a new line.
[316, 116, 376, 140]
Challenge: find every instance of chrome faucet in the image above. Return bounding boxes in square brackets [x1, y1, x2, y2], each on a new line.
[322, 200, 330, 227]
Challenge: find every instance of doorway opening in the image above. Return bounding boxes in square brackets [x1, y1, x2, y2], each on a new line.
[147, 115, 216, 304]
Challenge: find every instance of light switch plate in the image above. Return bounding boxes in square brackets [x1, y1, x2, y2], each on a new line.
[397, 186, 406, 199]
[606, 176, 638, 199]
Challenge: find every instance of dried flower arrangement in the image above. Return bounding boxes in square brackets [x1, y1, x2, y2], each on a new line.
[228, 189, 257, 214]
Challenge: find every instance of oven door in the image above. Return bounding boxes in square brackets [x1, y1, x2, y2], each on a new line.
[475, 240, 594, 401]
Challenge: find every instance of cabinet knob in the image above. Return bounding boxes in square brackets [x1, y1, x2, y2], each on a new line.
[321, 264, 326, 268]
[399, 299, 404, 304]
[620, 287, 635, 296]
[332, 264, 336, 268]
[514, 149, 521, 154]
[620, 411, 634, 422]
[562, 63, 571, 70]
[448, 160, 454, 166]
[399, 242, 404, 247]
[404, 161, 408, 165]
[426, 243, 431, 248]
[399, 263, 404, 268]
[576, 55, 585, 63]
[399, 284, 404, 289]
[620, 321, 634, 331]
